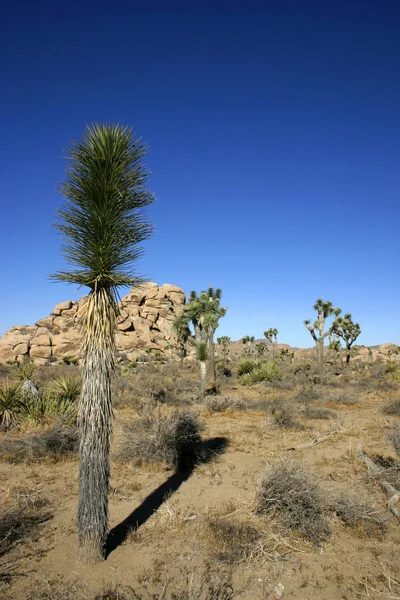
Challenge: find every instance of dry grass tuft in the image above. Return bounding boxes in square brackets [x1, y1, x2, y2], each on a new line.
[117, 409, 205, 470]
[204, 515, 261, 564]
[204, 396, 246, 413]
[270, 401, 304, 430]
[330, 494, 388, 538]
[303, 406, 336, 420]
[0, 426, 79, 463]
[390, 422, 400, 457]
[256, 460, 331, 545]
[0, 499, 52, 586]
[382, 399, 400, 416]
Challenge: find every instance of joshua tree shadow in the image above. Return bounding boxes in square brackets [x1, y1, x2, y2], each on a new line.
[105, 437, 229, 557]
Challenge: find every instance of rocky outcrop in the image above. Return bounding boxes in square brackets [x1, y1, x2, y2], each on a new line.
[0, 283, 185, 365]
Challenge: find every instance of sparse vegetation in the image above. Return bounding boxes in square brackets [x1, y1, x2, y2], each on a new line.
[382, 398, 400, 416]
[0, 426, 79, 462]
[117, 409, 205, 470]
[256, 460, 331, 545]
[238, 360, 282, 385]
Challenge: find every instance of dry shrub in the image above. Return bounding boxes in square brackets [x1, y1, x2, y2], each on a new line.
[0, 426, 78, 463]
[390, 423, 400, 457]
[95, 576, 235, 600]
[330, 495, 388, 538]
[382, 399, 400, 416]
[256, 460, 331, 545]
[296, 385, 320, 403]
[117, 409, 204, 470]
[0, 501, 52, 585]
[270, 400, 303, 430]
[326, 389, 357, 405]
[303, 406, 335, 420]
[204, 515, 261, 564]
[205, 396, 246, 413]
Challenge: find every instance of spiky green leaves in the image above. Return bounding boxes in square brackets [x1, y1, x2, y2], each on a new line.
[334, 314, 361, 348]
[196, 342, 208, 362]
[51, 123, 154, 291]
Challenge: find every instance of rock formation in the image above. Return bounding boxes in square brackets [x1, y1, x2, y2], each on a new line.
[0, 283, 185, 365]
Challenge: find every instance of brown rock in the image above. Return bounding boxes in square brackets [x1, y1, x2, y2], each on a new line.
[35, 317, 53, 328]
[32, 334, 51, 347]
[117, 318, 133, 331]
[52, 300, 73, 314]
[14, 342, 29, 355]
[30, 345, 52, 359]
[0, 345, 15, 363]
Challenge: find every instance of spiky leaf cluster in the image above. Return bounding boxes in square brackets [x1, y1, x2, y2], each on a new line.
[51, 123, 154, 291]
[264, 328, 278, 343]
[333, 313, 361, 348]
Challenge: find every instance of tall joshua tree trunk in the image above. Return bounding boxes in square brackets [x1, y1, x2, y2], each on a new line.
[208, 328, 217, 390]
[199, 360, 207, 395]
[77, 289, 117, 563]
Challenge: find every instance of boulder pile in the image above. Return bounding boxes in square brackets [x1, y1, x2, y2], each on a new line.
[0, 283, 185, 365]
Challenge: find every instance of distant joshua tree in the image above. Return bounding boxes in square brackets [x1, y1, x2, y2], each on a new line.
[304, 299, 341, 374]
[242, 335, 255, 356]
[217, 336, 231, 371]
[333, 313, 361, 365]
[175, 287, 226, 393]
[264, 328, 278, 360]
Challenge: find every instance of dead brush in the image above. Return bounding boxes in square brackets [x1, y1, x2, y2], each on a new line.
[329, 494, 388, 538]
[256, 459, 331, 545]
[0, 425, 78, 463]
[0, 501, 52, 585]
[382, 399, 400, 416]
[204, 514, 262, 564]
[269, 400, 304, 430]
[204, 396, 246, 413]
[303, 406, 336, 420]
[116, 408, 205, 470]
[390, 422, 400, 457]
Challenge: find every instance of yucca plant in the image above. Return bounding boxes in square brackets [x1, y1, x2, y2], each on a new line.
[50, 123, 154, 563]
[20, 390, 78, 427]
[52, 375, 82, 403]
[11, 361, 39, 398]
[0, 381, 24, 429]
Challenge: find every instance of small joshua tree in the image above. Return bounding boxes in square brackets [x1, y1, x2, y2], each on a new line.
[333, 313, 361, 366]
[304, 299, 341, 374]
[175, 287, 226, 392]
[217, 336, 231, 371]
[264, 328, 278, 360]
[255, 342, 267, 357]
[242, 335, 255, 356]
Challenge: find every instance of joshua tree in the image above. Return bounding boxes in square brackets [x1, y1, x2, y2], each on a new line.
[255, 342, 267, 357]
[304, 299, 341, 374]
[217, 335, 231, 371]
[333, 313, 361, 365]
[176, 288, 226, 392]
[51, 123, 154, 563]
[264, 328, 278, 360]
[197, 341, 208, 394]
[172, 316, 191, 361]
[242, 335, 255, 356]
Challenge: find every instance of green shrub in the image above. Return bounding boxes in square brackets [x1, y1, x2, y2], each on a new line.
[236, 358, 262, 376]
[0, 381, 24, 429]
[238, 361, 282, 386]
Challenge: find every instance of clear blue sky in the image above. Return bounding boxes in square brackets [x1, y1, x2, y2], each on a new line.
[1, 0, 399, 347]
